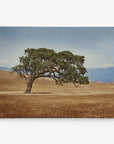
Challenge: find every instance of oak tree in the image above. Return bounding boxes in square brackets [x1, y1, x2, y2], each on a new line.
[12, 48, 89, 93]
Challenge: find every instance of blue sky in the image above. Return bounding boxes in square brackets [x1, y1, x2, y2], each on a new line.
[0, 27, 114, 68]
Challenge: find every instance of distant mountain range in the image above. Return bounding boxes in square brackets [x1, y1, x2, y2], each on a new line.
[87, 67, 114, 83]
[0, 66, 114, 83]
[0, 67, 12, 72]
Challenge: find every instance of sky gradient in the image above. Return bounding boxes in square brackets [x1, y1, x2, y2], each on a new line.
[0, 27, 114, 68]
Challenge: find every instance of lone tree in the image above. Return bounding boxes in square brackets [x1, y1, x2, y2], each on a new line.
[12, 48, 89, 93]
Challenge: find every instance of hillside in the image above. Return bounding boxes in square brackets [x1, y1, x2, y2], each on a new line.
[0, 66, 114, 83]
[0, 70, 114, 95]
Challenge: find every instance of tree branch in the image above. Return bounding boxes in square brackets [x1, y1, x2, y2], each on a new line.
[73, 82, 81, 87]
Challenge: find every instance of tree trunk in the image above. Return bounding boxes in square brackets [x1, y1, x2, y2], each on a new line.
[25, 78, 35, 93]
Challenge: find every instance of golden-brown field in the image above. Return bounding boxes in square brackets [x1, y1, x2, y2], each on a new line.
[0, 70, 114, 118]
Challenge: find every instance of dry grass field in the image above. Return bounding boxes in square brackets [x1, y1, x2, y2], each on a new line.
[0, 70, 114, 118]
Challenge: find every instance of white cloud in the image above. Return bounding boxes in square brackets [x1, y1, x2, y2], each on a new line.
[0, 60, 7, 64]
[0, 60, 8, 67]
[0, 58, 19, 68]
[102, 64, 114, 68]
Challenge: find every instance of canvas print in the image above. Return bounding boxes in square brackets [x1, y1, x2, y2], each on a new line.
[0, 27, 114, 118]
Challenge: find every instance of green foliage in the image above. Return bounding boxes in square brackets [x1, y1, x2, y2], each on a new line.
[12, 48, 89, 87]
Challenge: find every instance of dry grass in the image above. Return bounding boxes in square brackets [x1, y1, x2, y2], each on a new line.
[0, 70, 114, 118]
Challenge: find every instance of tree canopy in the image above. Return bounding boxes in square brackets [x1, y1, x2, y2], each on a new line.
[12, 48, 89, 93]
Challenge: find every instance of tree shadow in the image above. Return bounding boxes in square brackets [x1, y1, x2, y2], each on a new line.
[31, 91, 89, 95]
[31, 92, 51, 94]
